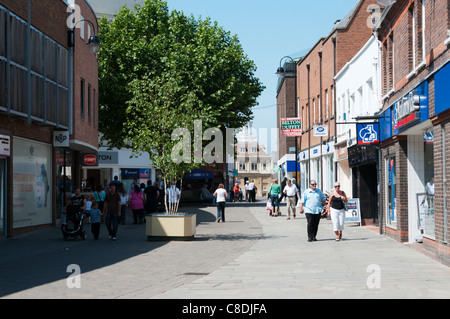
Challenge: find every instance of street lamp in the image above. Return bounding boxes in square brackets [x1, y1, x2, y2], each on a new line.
[276, 56, 298, 181]
[68, 19, 102, 54]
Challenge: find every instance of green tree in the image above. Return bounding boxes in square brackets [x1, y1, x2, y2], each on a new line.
[98, 0, 264, 213]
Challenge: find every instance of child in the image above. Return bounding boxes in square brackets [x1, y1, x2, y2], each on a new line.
[89, 201, 102, 240]
[85, 195, 94, 224]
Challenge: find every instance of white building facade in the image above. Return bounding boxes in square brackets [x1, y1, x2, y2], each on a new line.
[334, 35, 382, 223]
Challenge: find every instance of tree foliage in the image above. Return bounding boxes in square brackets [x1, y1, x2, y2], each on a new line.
[98, 0, 264, 212]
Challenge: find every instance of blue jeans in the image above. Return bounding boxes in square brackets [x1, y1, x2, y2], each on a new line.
[216, 202, 226, 222]
[270, 194, 279, 208]
[105, 212, 119, 237]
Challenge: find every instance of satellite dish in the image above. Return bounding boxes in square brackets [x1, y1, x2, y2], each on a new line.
[377, 0, 396, 6]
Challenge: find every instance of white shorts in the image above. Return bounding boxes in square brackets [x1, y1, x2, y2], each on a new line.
[330, 207, 345, 231]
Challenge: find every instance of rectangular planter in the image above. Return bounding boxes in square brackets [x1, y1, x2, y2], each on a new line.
[146, 213, 196, 241]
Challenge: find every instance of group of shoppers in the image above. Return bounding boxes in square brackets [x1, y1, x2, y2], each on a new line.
[269, 178, 348, 242]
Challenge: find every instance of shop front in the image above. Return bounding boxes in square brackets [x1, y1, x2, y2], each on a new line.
[347, 123, 380, 226]
[380, 80, 432, 242]
[12, 137, 52, 229]
[0, 133, 9, 237]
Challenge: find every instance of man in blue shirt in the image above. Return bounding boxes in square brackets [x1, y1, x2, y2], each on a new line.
[299, 180, 326, 242]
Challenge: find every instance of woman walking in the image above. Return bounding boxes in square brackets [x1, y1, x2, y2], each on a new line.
[119, 185, 129, 225]
[129, 184, 145, 224]
[213, 183, 228, 222]
[268, 179, 281, 216]
[326, 182, 348, 241]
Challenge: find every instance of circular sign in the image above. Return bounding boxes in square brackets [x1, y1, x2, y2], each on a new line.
[83, 154, 97, 166]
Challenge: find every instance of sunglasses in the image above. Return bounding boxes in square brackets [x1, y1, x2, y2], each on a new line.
[310, 184, 317, 186]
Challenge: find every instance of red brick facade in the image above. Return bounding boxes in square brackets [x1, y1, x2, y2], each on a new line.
[377, 0, 450, 265]
[0, 0, 99, 237]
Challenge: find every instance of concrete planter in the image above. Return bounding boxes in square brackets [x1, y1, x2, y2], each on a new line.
[146, 213, 196, 241]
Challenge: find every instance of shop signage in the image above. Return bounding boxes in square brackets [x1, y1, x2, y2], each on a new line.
[394, 90, 421, 131]
[357, 123, 379, 145]
[98, 151, 119, 164]
[186, 169, 213, 179]
[82, 153, 98, 166]
[281, 118, 302, 136]
[53, 131, 70, 147]
[344, 198, 361, 224]
[313, 125, 328, 137]
[0, 134, 10, 157]
[121, 168, 140, 178]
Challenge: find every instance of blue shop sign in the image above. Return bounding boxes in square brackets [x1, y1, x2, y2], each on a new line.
[357, 123, 380, 145]
[379, 107, 392, 142]
[121, 168, 140, 178]
[185, 170, 213, 179]
[393, 81, 429, 134]
[434, 62, 450, 116]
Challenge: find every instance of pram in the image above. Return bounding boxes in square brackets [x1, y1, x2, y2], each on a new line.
[62, 204, 88, 240]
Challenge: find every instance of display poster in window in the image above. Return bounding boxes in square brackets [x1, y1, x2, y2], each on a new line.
[12, 137, 52, 228]
[344, 198, 361, 224]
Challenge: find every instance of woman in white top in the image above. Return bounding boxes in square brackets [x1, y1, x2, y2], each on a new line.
[213, 183, 228, 222]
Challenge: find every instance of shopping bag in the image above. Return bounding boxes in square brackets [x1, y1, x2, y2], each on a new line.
[266, 199, 272, 211]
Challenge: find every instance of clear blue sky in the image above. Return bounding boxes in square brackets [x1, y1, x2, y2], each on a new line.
[166, 0, 360, 153]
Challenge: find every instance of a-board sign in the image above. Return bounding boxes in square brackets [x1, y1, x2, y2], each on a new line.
[345, 198, 361, 224]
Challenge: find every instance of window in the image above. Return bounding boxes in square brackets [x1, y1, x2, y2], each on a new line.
[386, 156, 397, 228]
[80, 78, 85, 119]
[93, 89, 96, 127]
[325, 89, 329, 119]
[88, 84, 91, 123]
[251, 162, 258, 171]
[239, 162, 246, 170]
[383, 33, 394, 95]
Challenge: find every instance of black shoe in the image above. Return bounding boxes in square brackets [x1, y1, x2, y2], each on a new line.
[313, 238, 317, 241]
[308, 238, 313, 242]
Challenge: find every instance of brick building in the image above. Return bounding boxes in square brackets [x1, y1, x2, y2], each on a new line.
[296, 0, 379, 214]
[276, 59, 300, 180]
[0, 0, 99, 237]
[376, 0, 450, 265]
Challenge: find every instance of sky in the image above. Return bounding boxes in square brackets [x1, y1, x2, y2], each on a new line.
[164, 0, 359, 153]
[89, 0, 361, 153]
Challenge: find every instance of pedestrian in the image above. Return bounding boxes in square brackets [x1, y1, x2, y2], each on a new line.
[233, 183, 240, 202]
[71, 188, 87, 210]
[326, 182, 348, 241]
[268, 179, 281, 216]
[283, 178, 299, 220]
[201, 184, 215, 204]
[249, 179, 256, 202]
[144, 180, 159, 215]
[250, 179, 257, 202]
[119, 185, 129, 225]
[109, 175, 121, 190]
[94, 185, 106, 213]
[213, 183, 228, 222]
[89, 201, 102, 240]
[244, 181, 251, 201]
[279, 177, 288, 203]
[103, 184, 121, 241]
[129, 184, 145, 224]
[298, 180, 326, 242]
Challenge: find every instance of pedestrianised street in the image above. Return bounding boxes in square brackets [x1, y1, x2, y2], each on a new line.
[1, 201, 449, 300]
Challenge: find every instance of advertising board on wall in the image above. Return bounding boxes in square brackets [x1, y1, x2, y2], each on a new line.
[12, 137, 52, 228]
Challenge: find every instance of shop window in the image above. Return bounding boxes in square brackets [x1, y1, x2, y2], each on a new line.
[386, 156, 397, 228]
[423, 129, 435, 238]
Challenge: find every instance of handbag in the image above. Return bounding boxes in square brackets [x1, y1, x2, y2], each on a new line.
[342, 198, 348, 211]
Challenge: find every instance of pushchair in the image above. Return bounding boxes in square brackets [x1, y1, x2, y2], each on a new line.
[62, 204, 88, 240]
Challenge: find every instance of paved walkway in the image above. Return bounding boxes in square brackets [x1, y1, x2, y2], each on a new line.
[1, 200, 450, 299]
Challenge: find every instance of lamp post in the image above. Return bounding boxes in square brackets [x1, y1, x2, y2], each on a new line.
[276, 56, 298, 181]
[68, 19, 102, 54]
